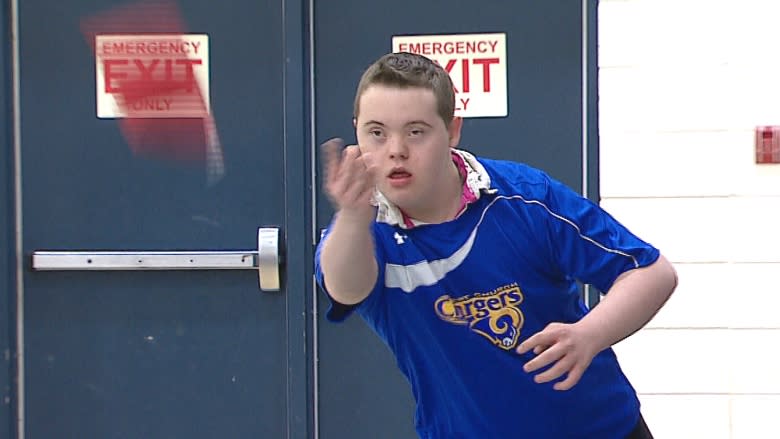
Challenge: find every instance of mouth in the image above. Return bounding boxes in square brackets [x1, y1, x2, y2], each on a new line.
[387, 168, 412, 187]
[388, 169, 412, 179]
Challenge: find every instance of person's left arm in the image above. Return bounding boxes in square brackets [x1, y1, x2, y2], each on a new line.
[514, 170, 678, 390]
[518, 255, 677, 390]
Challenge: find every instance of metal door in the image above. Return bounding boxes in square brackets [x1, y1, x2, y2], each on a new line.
[312, 1, 599, 437]
[12, 0, 310, 437]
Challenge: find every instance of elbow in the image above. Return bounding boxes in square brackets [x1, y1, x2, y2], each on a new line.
[658, 254, 678, 299]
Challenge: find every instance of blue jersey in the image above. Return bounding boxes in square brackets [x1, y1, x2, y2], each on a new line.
[315, 152, 659, 439]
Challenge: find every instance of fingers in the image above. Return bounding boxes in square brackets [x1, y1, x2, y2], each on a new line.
[516, 329, 554, 355]
[530, 354, 572, 384]
[341, 145, 365, 178]
[340, 168, 372, 205]
[517, 322, 592, 391]
[522, 344, 587, 390]
[526, 353, 587, 390]
[523, 344, 564, 374]
[553, 363, 587, 391]
[321, 137, 345, 182]
[320, 139, 375, 211]
[339, 146, 371, 199]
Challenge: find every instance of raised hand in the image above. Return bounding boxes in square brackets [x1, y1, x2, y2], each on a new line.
[321, 138, 377, 219]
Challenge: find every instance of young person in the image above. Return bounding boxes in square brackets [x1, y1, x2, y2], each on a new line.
[315, 52, 677, 439]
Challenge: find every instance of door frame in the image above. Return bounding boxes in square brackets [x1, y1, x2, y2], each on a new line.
[585, 0, 601, 213]
[3, 0, 21, 437]
[585, 0, 602, 307]
[282, 0, 315, 437]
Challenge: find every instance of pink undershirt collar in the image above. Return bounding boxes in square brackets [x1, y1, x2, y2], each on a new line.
[400, 151, 478, 228]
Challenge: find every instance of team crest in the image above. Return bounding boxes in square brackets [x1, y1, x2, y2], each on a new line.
[434, 284, 524, 350]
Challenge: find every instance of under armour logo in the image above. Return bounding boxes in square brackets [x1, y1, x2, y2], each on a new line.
[394, 232, 407, 245]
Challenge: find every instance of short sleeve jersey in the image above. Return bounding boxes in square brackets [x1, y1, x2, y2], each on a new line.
[315, 150, 660, 439]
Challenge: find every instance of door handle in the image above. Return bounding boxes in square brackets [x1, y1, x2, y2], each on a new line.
[30, 227, 282, 292]
[256, 227, 281, 291]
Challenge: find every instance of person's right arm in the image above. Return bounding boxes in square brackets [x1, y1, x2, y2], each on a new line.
[319, 138, 378, 305]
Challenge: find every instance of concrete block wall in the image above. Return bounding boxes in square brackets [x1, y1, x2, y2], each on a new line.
[599, 1, 780, 437]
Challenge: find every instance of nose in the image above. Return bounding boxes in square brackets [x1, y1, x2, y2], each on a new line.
[388, 136, 408, 160]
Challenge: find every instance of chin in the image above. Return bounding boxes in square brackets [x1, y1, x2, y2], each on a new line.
[380, 187, 415, 210]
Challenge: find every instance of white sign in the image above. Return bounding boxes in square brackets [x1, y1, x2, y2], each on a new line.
[392, 33, 507, 118]
[95, 34, 210, 118]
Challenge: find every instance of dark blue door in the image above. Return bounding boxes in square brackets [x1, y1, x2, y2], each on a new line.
[313, 1, 597, 438]
[17, 0, 309, 438]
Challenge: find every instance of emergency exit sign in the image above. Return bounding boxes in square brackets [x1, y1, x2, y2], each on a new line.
[95, 34, 210, 118]
[392, 33, 507, 118]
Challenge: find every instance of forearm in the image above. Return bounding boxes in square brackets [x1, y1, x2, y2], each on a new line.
[320, 210, 379, 305]
[577, 255, 678, 351]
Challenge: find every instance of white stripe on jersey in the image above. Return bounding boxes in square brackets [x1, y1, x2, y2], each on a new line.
[384, 195, 639, 293]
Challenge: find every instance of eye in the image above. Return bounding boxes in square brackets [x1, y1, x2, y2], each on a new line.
[368, 128, 384, 138]
[409, 128, 425, 136]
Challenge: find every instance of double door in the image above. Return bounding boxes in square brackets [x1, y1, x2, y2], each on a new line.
[3, 0, 595, 437]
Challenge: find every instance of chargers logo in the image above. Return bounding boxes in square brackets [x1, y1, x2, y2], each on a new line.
[434, 284, 524, 350]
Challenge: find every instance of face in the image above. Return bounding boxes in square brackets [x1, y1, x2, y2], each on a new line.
[355, 85, 462, 215]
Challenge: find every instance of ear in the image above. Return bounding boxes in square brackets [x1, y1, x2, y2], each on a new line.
[447, 116, 463, 148]
[352, 117, 357, 129]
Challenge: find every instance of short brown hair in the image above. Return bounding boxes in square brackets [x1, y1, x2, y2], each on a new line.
[353, 52, 455, 126]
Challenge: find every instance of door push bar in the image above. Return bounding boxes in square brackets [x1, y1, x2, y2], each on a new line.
[31, 228, 282, 292]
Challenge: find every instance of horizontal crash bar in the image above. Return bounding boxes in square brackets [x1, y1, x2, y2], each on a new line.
[31, 251, 258, 271]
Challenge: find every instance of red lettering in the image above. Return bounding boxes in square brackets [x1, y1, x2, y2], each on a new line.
[396, 39, 500, 57]
[131, 98, 173, 111]
[473, 58, 499, 92]
[461, 59, 470, 93]
[177, 59, 202, 92]
[442, 59, 457, 73]
[134, 59, 160, 82]
[165, 59, 174, 81]
[102, 58, 202, 93]
[442, 59, 459, 93]
[103, 59, 128, 93]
